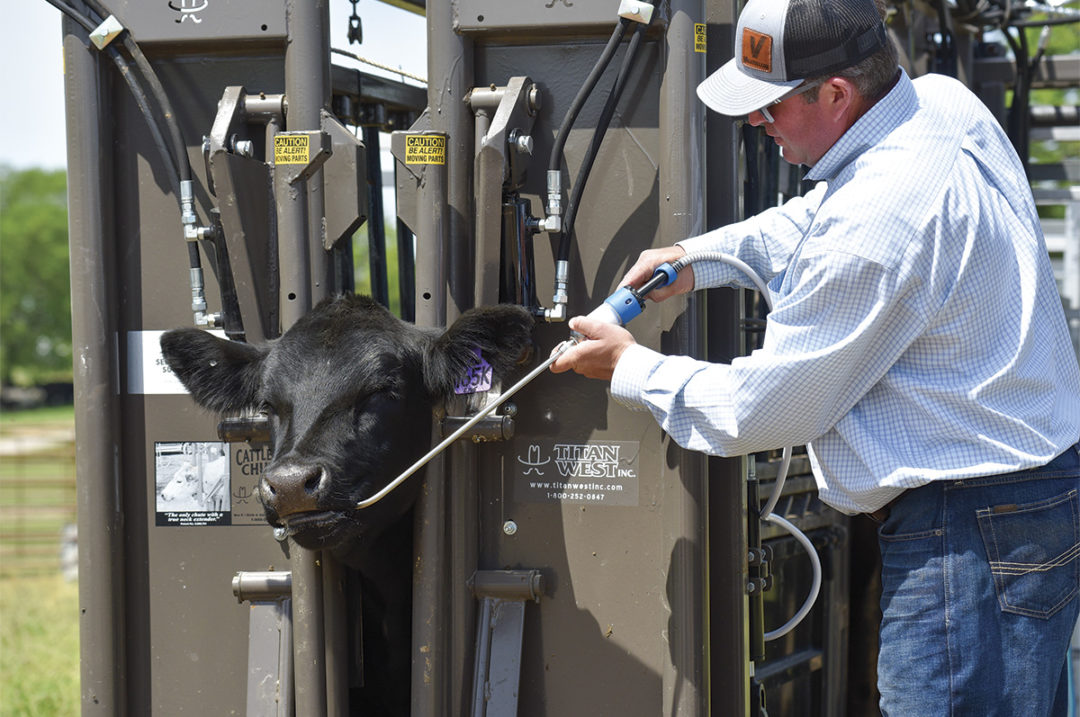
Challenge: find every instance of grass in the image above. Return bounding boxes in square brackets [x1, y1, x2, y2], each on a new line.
[0, 405, 75, 429]
[0, 575, 80, 716]
[0, 405, 76, 579]
[0, 404, 79, 715]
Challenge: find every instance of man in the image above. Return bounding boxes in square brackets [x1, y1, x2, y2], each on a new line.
[550, 0, 1080, 713]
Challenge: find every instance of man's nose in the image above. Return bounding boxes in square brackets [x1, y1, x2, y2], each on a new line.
[747, 109, 769, 126]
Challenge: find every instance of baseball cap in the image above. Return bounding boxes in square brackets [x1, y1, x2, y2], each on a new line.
[697, 0, 889, 116]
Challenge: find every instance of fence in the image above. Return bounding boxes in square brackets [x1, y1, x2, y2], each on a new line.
[0, 429, 77, 578]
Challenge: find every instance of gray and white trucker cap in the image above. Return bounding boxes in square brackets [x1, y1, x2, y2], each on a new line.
[697, 0, 889, 116]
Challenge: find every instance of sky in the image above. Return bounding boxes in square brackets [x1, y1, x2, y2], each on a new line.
[0, 0, 427, 172]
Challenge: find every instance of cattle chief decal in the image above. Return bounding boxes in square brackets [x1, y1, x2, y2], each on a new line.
[160, 293, 534, 552]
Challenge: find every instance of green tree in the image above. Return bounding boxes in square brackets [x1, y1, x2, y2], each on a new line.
[0, 167, 72, 386]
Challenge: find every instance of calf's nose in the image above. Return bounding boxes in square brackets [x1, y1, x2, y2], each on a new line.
[261, 463, 330, 517]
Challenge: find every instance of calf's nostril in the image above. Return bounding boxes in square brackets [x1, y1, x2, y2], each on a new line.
[263, 464, 327, 515]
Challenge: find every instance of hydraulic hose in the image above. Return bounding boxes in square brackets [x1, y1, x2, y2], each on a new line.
[763, 513, 822, 640]
[79, 0, 192, 184]
[49, 0, 212, 325]
[558, 19, 650, 265]
[547, 19, 631, 176]
[45, 0, 181, 197]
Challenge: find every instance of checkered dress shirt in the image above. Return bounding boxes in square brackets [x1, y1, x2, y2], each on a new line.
[611, 69, 1080, 514]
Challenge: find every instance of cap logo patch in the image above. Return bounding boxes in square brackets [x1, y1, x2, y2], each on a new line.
[742, 29, 773, 73]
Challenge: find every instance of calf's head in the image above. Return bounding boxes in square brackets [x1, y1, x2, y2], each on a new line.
[161, 294, 533, 551]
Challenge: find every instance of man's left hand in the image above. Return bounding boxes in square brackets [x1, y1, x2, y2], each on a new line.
[549, 316, 637, 381]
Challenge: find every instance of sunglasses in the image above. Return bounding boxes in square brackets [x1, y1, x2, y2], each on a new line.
[755, 79, 824, 123]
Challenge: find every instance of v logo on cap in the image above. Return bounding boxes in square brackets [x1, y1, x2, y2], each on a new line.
[742, 29, 773, 73]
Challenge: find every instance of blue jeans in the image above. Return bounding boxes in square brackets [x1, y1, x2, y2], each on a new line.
[877, 443, 1080, 716]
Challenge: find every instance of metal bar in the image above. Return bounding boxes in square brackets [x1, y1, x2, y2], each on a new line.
[449, 441, 479, 717]
[471, 96, 500, 308]
[243, 599, 294, 717]
[279, 599, 295, 716]
[396, 218, 416, 321]
[63, 14, 126, 716]
[660, 6, 711, 713]
[481, 600, 527, 716]
[412, 445, 449, 717]
[412, 147, 448, 328]
[233, 571, 293, 601]
[363, 124, 390, 306]
[428, 0, 475, 319]
[469, 597, 494, 717]
[411, 2, 465, 711]
[469, 570, 544, 717]
[704, 0, 752, 713]
[329, 63, 428, 114]
[283, 2, 333, 715]
[973, 54, 1080, 89]
[291, 549, 327, 716]
[322, 554, 350, 714]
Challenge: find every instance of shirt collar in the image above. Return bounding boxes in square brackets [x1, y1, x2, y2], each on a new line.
[806, 68, 916, 182]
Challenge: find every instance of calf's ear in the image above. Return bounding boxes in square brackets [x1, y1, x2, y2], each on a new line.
[160, 329, 267, 413]
[424, 305, 534, 397]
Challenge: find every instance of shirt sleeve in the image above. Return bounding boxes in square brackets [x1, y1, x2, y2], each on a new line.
[675, 183, 826, 291]
[612, 246, 930, 458]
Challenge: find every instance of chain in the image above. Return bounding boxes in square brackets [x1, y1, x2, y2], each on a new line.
[347, 0, 362, 45]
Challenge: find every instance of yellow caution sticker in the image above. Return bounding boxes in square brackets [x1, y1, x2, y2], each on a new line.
[694, 23, 707, 53]
[274, 134, 310, 165]
[405, 135, 447, 165]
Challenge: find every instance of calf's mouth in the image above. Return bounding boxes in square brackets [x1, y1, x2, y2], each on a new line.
[274, 509, 359, 549]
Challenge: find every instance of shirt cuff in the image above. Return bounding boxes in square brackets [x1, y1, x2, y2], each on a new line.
[611, 343, 666, 411]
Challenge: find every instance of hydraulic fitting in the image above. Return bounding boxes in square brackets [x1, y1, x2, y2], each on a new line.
[190, 267, 220, 328]
[544, 169, 562, 233]
[181, 180, 200, 241]
[545, 260, 571, 322]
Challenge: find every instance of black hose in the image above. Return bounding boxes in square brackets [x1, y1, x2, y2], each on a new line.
[63, 0, 193, 183]
[43, 0, 92, 31]
[108, 49, 183, 198]
[188, 242, 202, 269]
[548, 19, 631, 173]
[558, 20, 649, 263]
[48, 0, 201, 273]
[80, 0, 193, 183]
[45, 0, 182, 194]
[118, 35, 191, 182]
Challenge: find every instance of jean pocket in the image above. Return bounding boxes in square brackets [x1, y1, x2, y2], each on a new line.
[976, 488, 1080, 619]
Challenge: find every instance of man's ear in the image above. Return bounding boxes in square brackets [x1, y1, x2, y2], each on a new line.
[160, 329, 267, 413]
[423, 305, 534, 397]
[818, 76, 860, 125]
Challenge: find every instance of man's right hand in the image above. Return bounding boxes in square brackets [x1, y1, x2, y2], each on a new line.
[621, 245, 695, 302]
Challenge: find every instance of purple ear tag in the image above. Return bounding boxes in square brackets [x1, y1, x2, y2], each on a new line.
[454, 348, 493, 395]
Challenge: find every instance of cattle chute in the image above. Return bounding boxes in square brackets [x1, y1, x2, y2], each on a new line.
[56, 0, 1079, 714]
